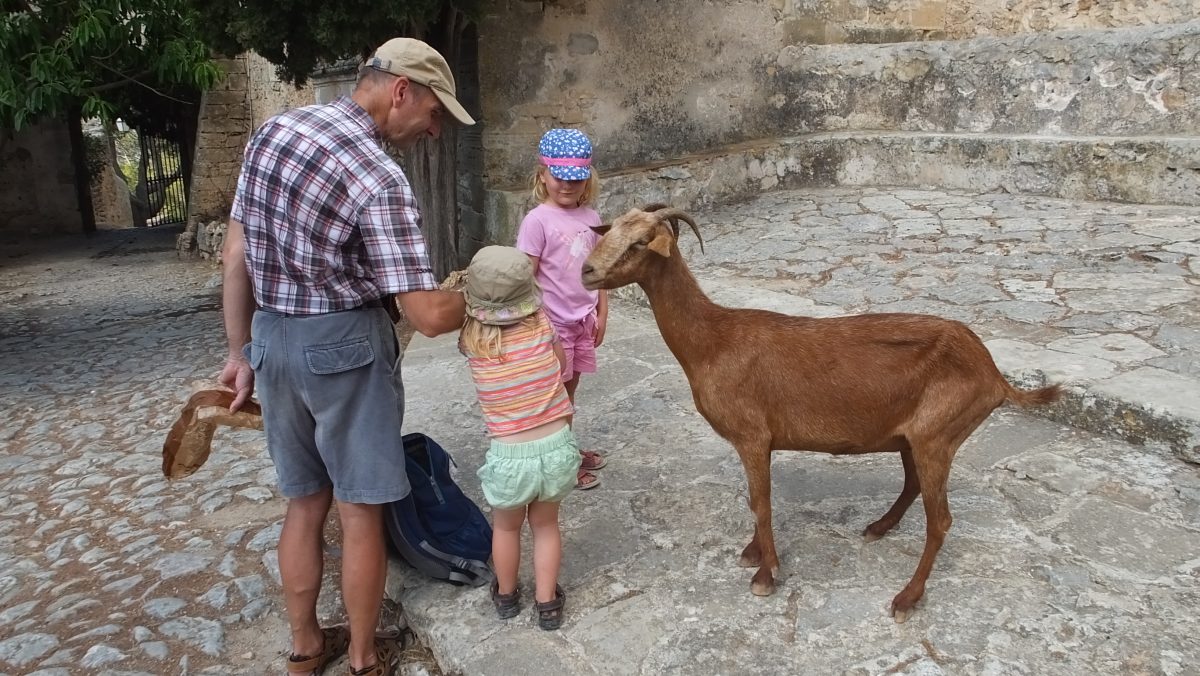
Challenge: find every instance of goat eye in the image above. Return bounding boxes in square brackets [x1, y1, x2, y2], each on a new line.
[633, 238, 651, 250]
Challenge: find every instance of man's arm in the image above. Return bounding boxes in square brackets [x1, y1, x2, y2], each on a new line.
[218, 218, 256, 411]
[396, 289, 465, 337]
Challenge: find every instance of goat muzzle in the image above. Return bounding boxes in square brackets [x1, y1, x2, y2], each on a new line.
[580, 262, 603, 290]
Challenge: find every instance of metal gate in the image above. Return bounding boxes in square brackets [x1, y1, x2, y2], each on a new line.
[137, 129, 189, 226]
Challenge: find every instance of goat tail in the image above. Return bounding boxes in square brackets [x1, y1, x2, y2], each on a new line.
[1004, 382, 1063, 408]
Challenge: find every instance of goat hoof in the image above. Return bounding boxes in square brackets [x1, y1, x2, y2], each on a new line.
[889, 596, 918, 623]
[750, 576, 776, 597]
[738, 542, 762, 568]
[862, 528, 884, 543]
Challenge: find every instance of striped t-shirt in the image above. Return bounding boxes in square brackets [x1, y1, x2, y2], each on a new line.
[461, 310, 574, 437]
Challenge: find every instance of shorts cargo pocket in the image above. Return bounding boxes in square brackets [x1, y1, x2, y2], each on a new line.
[305, 337, 375, 375]
[243, 341, 266, 370]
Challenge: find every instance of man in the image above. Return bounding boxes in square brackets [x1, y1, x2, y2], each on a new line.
[219, 38, 472, 676]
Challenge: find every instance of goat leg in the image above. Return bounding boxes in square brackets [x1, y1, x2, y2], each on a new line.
[890, 443, 954, 623]
[736, 443, 779, 596]
[738, 486, 763, 566]
[863, 446, 920, 541]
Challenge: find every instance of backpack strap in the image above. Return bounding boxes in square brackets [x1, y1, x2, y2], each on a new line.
[418, 541, 493, 586]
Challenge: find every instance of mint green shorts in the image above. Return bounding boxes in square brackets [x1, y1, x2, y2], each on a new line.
[477, 425, 582, 510]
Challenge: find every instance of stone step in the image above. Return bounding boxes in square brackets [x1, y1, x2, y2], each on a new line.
[600, 130, 1199, 209]
[772, 20, 1199, 139]
[486, 130, 1199, 245]
[605, 186, 1200, 465]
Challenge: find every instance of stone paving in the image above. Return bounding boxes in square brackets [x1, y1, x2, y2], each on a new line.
[0, 229, 299, 675]
[0, 187, 1198, 675]
[398, 188, 1200, 675]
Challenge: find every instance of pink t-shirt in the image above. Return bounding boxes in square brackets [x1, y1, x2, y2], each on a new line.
[515, 203, 601, 324]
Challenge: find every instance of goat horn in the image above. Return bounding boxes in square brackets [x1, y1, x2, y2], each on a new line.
[640, 202, 671, 213]
[655, 208, 705, 253]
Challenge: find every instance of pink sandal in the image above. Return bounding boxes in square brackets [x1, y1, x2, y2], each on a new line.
[580, 450, 606, 471]
[575, 470, 601, 490]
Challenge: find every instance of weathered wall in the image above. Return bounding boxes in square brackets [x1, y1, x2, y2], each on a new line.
[244, 52, 316, 131]
[0, 120, 82, 238]
[772, 22, 1199, 137]
[783, 0, 1196, 43]
[478, 1, 1197, 189]
[185, 57, 252, 235]
[183, 53, 314, 247]
[90, 162, 134, 229]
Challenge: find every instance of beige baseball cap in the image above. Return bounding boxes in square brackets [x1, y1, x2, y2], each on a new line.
[368, 38, 476, 125]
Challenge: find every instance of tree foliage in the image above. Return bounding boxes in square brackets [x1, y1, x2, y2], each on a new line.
[193, 0, 473, 86]
[0, 0, 223, 130]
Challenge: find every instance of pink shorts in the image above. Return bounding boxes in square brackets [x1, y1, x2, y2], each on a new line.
[554, 314, 597, 383]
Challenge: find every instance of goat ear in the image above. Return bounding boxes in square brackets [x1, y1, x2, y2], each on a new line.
[589, 223, 611, 235]
[647, 233, 672, 258]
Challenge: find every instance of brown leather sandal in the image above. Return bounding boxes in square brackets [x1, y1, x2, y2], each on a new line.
[286, 625, 349, 674]
[534, 585, 566, 631]
[347, 630, 406, 676]
[491, 579, 521, 619]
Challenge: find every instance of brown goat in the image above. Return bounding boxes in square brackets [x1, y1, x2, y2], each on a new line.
[581, 205, 1061, 622]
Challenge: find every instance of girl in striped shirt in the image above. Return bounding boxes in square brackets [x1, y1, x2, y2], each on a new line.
[459, 246, 581, 630]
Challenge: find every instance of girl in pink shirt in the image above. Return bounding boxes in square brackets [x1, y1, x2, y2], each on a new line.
[516, 128, 609, 490]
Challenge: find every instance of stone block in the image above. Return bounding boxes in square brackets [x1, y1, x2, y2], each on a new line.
[909, 1, 947, 29]
[781, 17, 834, 45]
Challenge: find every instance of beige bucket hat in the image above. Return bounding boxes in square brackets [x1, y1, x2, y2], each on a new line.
[464, 246, 543, 326]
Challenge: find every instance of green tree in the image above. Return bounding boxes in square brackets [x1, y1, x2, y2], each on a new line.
[194, 0, 463, 86]
[0, 0, 224, 130]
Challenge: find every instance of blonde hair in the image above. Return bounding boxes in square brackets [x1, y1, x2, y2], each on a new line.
[530, 166, 601, 207]
[461, 314, 540, 359]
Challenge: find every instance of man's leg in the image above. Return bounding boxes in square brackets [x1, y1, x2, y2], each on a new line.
[280, 487, 333, 663]
[338, 500, 388, 671]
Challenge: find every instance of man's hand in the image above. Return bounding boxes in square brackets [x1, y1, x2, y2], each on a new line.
[396, 289, 466, 337]
[219, 356, 255, 412]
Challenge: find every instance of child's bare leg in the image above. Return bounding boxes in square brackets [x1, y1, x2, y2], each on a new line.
[491, 507, 526, 594]
[563, 374, 600, 486]
[527, 500, 563, 603]
[564, 373, 580, 406]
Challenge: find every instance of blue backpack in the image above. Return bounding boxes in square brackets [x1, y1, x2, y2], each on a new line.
[384, 433, 494, 587]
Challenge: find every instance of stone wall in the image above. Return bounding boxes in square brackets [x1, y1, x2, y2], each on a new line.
[185, 57, 252, 237]
[771, 22, 1198, 138]
[475, 2, 1197, 243]
[183, 54, 314, 252]
[244, 52, 315, 131]
[478, 2, 1196, 189]
[90, 162, 134, 229]
[783, 0, 1195, 43]
[0, 120, 82, 238]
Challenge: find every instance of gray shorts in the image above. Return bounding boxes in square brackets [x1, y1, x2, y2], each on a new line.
[245, 306, 409, 504]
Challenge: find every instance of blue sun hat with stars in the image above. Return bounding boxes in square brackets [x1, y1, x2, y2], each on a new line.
[538, 128, 593, 181]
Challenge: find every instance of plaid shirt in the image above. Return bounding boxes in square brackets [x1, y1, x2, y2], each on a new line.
[230, 97, 438, 315]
